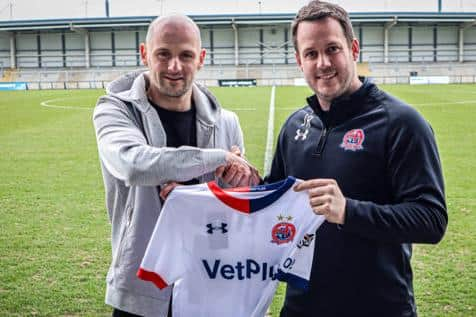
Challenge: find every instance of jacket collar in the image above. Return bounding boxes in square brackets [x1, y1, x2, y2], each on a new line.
[192, 82, 220, 127]
[306, 77, 380, 127]
[107, 70, 220, 126]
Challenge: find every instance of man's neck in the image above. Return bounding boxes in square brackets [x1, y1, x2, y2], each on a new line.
[319, 100, 331, 111]
[318, 77, 363, 112]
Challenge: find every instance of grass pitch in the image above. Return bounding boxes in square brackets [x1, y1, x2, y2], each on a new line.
[0, 84, 474, 316]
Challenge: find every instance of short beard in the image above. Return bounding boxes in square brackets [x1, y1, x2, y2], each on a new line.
[316, 69, 354, 102]
[158, 76, 191, 97]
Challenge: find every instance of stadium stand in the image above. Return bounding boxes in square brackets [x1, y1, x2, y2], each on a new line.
[1, 12, 475, 88]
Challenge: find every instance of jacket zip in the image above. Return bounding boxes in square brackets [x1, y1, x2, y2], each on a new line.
[314, 125, 333, 156]
[199, 125, 215, 183]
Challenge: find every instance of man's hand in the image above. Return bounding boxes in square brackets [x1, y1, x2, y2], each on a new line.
[215, 145, 241, 181]
[216, 147, 260, 187]
[294, 178, 346, 224]
[160, 182, 180, 200]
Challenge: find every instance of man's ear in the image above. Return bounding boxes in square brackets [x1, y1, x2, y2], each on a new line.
[198, 48, 206, 70]
[351, 38, 360, 61]
[140, 43, 148, 66]
[295, 51, 303, 71]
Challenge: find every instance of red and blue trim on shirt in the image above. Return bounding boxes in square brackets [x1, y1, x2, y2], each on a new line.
[137, 268, 168, 290]
[207, 176, 296, 213]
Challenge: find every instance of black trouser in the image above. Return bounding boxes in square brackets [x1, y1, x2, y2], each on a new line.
[112, 309, 142, 317]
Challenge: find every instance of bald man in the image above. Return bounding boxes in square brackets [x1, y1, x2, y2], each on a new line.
[93, 14, 259, 317]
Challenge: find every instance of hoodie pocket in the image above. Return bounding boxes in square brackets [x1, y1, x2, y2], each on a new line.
[114, 204, 134, 270]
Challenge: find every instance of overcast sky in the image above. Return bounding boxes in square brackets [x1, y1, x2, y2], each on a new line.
[1, 0, 475, 20]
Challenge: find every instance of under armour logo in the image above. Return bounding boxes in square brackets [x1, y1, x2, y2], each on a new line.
[294, 113, 313, 141]
[206, 223, 228, 234]
[294, 129, 309, 140]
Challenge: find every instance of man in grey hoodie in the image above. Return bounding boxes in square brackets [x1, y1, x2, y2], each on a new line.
[93, 14, 259, 317]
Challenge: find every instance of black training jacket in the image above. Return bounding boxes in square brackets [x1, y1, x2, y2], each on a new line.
[266, 77, 447, 317]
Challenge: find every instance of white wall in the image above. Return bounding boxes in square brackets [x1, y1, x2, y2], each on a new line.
[443, 0, 476, 12]
[1, 0, 475, 20]
[16, 33, 37, 67]
[437, 26, 458, 61]
[110, 0, 310, 16]
[412, 27, 434, 62]
[90, 31, 112, 66]
[262, 26, 286, 64]
[114, 30, 139, 67]
[333, 0, 438, 12]
[464, 27, 476, 61]
[0, 0, 104, 19]
[65, 32, 85, 67]
[361, 26, 384, 63]
[238, 27, 261, 65]
[40, 33, 62, 67]
[388, 26, 409, 62]
[210, 27, 234, 65]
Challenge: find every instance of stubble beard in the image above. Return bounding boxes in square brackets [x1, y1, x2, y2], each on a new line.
[315, 66, 354, 105]
[152, 72, 193, 98]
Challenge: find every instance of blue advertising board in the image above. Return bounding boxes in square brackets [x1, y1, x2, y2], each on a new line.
[0, 82, 27, 91]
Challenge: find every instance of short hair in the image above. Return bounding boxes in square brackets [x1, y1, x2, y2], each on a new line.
[145, 14, 202, 48]
[291, 0, 355, 51]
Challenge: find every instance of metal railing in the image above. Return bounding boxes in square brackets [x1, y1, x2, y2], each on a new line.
[10, 73, 476, 90]
[370, 75, 476, 85]
[3, 46, 476, 69]
[3, 52, 476, 89]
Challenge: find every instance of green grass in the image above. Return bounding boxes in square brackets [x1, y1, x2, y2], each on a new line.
[0, 84, 474, 316]
[209, 86, 271, 172]
[376, 85, 476, 316]
[0, 90, 109, 316]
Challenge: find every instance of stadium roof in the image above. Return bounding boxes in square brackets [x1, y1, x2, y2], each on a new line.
[0, 12, 475, 31]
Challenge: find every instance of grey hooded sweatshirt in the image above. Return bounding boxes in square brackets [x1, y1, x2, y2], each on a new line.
[93, 70, 245, 316]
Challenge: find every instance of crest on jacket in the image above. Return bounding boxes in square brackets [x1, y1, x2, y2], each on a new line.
[340, 129, 365, 151]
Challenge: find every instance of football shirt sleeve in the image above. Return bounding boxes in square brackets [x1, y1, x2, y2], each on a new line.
[137, 194, 188, 289]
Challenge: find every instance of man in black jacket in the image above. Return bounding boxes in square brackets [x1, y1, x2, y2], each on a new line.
[266, 1, 448, 316]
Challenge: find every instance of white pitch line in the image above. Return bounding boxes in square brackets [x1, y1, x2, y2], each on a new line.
[413, 100, 476, 106]
[41, 99, 258, 111]
[280, 99, 476, 111]
[40, 98, 93, 110]
[263, 85, 276, 175]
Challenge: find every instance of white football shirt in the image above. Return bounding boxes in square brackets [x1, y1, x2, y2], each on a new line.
[137, 176, 324, 317]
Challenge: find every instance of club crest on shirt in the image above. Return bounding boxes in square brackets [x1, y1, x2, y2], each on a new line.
[340, 129, 365, 151]
[271, 215, 296, 245]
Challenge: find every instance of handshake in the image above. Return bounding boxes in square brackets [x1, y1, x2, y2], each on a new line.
[215, 146, 261, 188]
[160, 146, 261, 200]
